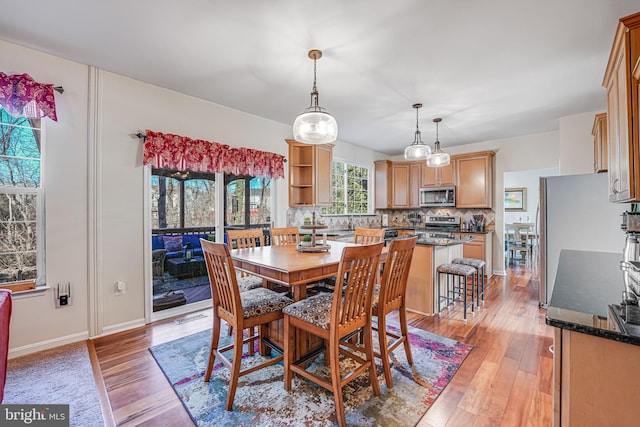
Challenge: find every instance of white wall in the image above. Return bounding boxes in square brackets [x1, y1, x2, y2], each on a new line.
[1, 40, 90, 353]
[504, 167, 559, 224]
[559, 111, 601, 175]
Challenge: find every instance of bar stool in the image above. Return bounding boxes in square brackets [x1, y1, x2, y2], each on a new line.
[436, 263, 476, 321]
[452, 258, 486, 307]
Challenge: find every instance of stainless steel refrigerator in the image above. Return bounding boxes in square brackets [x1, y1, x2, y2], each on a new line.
[539, 173, 625, 307]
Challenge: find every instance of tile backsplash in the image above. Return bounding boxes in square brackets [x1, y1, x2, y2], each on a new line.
[287, 207, 495, 230]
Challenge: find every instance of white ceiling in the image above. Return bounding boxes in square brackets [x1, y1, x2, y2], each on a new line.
[1, 0, 638, 155]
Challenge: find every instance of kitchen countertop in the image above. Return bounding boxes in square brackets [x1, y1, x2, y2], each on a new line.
[545, 249, 640, 346]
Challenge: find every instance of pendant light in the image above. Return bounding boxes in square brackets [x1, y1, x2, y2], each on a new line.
[426, 117, 451, 167]
[404, 103, 432, 160]
[292, 49, 338, 145]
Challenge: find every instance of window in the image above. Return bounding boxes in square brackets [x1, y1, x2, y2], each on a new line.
[324, 160, 370, 215]
[151, 170, 216, 229]
[0, 109, 44, 285]
[225, 175, 271, 227]
[151, 170, 271, 230]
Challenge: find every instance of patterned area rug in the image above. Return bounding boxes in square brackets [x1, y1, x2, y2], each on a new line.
[149, 323, 472, 426]
[153, 274, 209, 294]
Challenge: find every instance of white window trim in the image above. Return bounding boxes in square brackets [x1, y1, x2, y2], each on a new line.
[330, 157, 373, 215]
[0, 113, 46, 287]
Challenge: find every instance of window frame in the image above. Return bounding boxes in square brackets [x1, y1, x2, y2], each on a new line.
[324, 158, 372, 215]
[0, 110, 46, 290]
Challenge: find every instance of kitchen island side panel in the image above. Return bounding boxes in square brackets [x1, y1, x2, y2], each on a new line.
[406, 243, 463, 315]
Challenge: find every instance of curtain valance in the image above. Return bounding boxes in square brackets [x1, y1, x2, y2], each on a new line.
[142, 130, 285, 179]
[0, 73, 58, 121]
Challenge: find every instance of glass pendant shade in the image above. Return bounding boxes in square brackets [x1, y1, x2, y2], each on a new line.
[404, 103, 431, 160]
[426, 117, 450, 167]
[293, 49, 338, 145]
[293, 107, 338, 144]
[426, 145, 451, 167]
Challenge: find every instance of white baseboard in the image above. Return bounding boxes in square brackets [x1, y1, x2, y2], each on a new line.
[8, 331, 89, 359]
[493, 269, 506, 276]
[96, 318, 147, 338]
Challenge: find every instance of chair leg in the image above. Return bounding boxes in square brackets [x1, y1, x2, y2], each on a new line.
[399, 305, 413, 366]
[225, 329, 245, 411]
[204, 316, 222, 382]
[283, 315, 294, 391]
[377, 313, 393, 388]
[330, 338, 347, 427]
[364, 321, 381, 398]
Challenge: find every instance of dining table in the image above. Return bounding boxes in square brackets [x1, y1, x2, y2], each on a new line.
[231, 240, 386, 359]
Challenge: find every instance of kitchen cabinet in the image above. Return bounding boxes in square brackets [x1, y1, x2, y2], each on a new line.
[454, 151, 495, 208]
[374, 160, 420, 209]
[453, 232, 493, 278]
[603, 12, 640, 202]
[421, 162, 454, 187]
[592, 113, 608, 173]
[286, 139, 333, 207]
[553, 328, 640, 426]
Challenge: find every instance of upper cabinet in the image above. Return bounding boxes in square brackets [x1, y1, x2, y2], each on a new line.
[592, 113, 608, 173]
[455, 151, 495, 209]
[603, 12, 640, 202]
[421, 162, 454, 187]
[286, 139, 333, 207]
[374, 160, 421, 208]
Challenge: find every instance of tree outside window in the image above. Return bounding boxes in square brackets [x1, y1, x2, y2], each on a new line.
[324, 161, 370, 215]
[0, 109, 43, 284]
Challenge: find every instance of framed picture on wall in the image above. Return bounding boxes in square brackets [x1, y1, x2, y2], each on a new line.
[505, 187, 527, 211]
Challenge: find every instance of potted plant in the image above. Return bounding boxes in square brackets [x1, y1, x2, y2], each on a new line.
[303, 217, 312, 225]
[300, 234, 313, 247]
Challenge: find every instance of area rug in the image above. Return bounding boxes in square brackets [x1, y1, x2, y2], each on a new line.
[149, 323, 472, 426]
[153, 274, 209, 294]
[4, 341, 105, 427]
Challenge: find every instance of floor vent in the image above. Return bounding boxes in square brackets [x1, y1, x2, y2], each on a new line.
[174, 313, 207, 325]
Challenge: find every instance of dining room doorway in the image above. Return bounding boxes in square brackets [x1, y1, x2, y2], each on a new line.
[503, 167, 559, 271]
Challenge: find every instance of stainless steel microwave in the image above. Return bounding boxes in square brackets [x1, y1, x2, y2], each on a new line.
[419, 186, 456, 207]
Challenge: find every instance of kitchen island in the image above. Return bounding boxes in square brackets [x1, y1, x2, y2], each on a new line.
[405, 236, 472, 315]
[546, 250, 640, 427]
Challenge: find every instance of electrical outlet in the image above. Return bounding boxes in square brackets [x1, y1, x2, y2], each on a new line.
[59, 295, 68, 306]
[115, 280, 126, 295]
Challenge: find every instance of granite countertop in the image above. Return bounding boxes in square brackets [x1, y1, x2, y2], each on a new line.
[417, 235, 473, 246]
[545, 249, 640, 346]
[455, 230, 493, 235]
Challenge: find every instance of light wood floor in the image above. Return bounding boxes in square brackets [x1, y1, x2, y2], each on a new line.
[91, 265, 553, 426]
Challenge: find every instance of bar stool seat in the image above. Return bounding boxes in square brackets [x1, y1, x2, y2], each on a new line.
[452, 258, 486, 307]
[436, 263, 476, 321]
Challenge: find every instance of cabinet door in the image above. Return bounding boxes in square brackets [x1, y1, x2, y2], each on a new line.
[606, 44, 633, 201]
[314, 144, 333, 206]
[592, 113, 608, 173]
[455, 152, 494, 208]
[392, 163, 411, 208]
[374, 161, 392, 209]
[409, 162, 421, 207]
[421, 162, 454, 187]
[463, 241, 485, 261]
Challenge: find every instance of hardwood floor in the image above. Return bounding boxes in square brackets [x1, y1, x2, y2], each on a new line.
[92, 265, 553, 426]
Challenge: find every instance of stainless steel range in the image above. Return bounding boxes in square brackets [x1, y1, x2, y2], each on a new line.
[421, 215, 461, 238]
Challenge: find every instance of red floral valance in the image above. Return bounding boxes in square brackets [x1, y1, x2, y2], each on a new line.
[143, 130, 285, 179]
[0, 73, 57, 121]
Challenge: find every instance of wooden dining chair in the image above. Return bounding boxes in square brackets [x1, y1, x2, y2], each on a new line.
[270, 227, 300, 246]
[225, 229, 265, 291]
[283, 242, 384, 427]
[353, 227, 385, 244]
[372, 236, 417, 388]
[200, 239, 293, 411]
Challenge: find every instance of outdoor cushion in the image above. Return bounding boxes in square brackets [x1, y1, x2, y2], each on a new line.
[163, 235, 183, 251]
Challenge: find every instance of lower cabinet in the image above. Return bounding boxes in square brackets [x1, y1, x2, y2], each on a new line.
[453, 232, 493, 278]
[553, 328, 640, 426]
